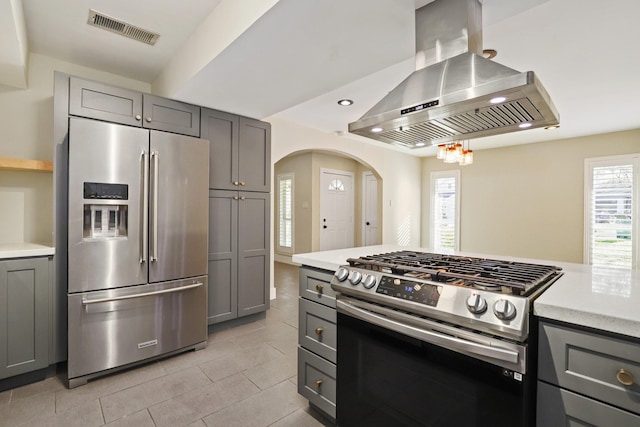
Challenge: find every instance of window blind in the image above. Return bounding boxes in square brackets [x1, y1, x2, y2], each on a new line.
[278, 175, 293, 250]
[586, 157, 637, 269]
[431, 171, 459, 251]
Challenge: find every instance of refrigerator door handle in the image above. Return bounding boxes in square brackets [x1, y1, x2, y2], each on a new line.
[81, 282, 204, 305]
[150, 150, 159, 262]
[140, 151, 149, 264]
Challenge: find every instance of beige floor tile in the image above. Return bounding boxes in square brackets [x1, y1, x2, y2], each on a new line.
[199, 343, 284, 383]
[269, 407, 328, 427]
[104, 409, 156, 427]
[243, 352, 297, 390]
[201, 380, 306, 427]
[100, 366, 211, 423]
[148, 373, 259, 427]
[159, 339, 244, 375]
[16, 399, 104, 427]
[10, 375, 66, 401]
[0, 390, 55, 426]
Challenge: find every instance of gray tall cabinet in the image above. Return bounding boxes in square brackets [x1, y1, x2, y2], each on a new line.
[201, 108, 271, 325]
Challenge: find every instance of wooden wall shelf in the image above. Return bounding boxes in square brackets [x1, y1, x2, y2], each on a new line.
[0, 157, 53, 173]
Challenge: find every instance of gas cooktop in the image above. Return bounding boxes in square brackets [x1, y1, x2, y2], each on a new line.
[330, 250, 563, 341]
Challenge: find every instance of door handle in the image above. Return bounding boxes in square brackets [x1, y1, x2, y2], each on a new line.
[366, 221, 370, 226]
[140, 151, 149, 264]
[150, 151, 159, 262]
[323, 225, 327, 229]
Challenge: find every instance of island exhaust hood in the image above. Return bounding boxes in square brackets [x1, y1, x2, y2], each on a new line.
[348, 0, 559, 149]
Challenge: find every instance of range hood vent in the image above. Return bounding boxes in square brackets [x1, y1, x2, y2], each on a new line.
[88, 10, 160, 46]
[348, 0, 559, 148]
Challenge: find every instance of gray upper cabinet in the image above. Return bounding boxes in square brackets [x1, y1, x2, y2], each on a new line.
[201, 109, 239, 190]
[238, 117, 270, 192]
[208, 190, 270, 324]
[0, 257, 50, 380]
[69, 77, 200, 137]
[201, 108, 270, 191]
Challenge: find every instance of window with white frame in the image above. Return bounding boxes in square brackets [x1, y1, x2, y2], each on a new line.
[277, 173, 294, 253]
[584, 154, 639, 269]
[430, 170, 460, 251]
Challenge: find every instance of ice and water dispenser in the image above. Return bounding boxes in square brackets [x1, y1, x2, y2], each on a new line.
[82, 182, 129, 239]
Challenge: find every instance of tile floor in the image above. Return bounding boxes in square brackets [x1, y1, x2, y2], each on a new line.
[0, 262, 334, 427]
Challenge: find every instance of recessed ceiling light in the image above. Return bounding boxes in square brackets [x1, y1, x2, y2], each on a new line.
[490, 96, 506, 104]
[545, 125, 560, 130]
[371, 127, 383, 133]
[337, 99, 353, 106]
[519, 123, 532, 128]
[415, 142, 426, 147]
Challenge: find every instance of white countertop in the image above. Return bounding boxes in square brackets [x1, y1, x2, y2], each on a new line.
[292, 246, 640, 340]
[0, 243, 55, 259]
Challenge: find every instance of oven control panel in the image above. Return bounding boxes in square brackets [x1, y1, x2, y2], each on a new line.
[331, 265, 531, 342]
[376, 276, 441, 307]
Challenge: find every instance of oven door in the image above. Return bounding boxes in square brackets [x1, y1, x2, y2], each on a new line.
[336, 297, 535, 427]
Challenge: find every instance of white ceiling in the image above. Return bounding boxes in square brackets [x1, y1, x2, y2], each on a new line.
[3, 0, 640, 156]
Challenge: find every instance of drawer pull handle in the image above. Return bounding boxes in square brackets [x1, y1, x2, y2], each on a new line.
[315, 380, 322, 388]
[617, 369, 635, 386]
[315, 327, 324, 336]
[315, 284, 323, 293]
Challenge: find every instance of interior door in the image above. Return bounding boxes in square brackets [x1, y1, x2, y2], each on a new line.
[320, 169, 354, 251]
[363, 172, 379, 246]
[67, 118, 148, 293]
[149, 131, 209, 283]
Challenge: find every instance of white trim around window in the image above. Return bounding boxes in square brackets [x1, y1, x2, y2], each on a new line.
[430, 170, 460, 252]
[277, 173, 294, 254]
[584, 153, 639, 269]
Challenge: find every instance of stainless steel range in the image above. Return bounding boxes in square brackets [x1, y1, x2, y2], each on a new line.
[331, 250, 562, 427]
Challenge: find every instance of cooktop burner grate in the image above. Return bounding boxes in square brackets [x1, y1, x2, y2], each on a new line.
[347, 251, 561, 295]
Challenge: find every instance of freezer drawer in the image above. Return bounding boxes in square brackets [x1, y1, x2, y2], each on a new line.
[68, 277, 207, 386]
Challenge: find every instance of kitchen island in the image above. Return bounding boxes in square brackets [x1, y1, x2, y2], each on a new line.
[292, 246, 640, 425]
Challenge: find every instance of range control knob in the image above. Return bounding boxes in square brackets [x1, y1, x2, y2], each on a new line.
[362, 275, 377, 289]
[335, 267, 349, 282]
[493, 299, 517, 321]
[349, 271, 362, 285]
[466, 293, 487, 314]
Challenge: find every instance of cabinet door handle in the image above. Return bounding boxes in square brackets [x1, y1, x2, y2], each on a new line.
[233, 181, 239, 186]
[315, 284, 323, 293]
[617, 369, 635, 386]
[314, 380, 322, 388]
[135, 114, 142, 121]
[240, 181, 245, 186]
[146, 117, 152, 123]
[240, 196, 245, 200]
[315, 327, 323, 336]
[233, 196, 239, 200]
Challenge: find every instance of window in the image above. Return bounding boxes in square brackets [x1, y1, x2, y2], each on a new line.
[584, 154, 639, 269]
[430, 170, 460, 251]
[277, 173, 294, 253]
[328, 179, 345, 191]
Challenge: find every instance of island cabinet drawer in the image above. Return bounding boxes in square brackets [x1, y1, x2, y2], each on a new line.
[299, 267, 336, 308]
[537, 381, 640, 426]
[299, 298, 337, 363]
[298, 347, 336, 420]
[538, 321, 640, 414]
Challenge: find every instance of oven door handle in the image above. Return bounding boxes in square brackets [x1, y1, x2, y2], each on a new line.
[336, 299, 519, 365]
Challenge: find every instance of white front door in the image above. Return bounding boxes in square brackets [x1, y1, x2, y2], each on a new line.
[363, 171, 379, 246]
[320, 168, 354, 251]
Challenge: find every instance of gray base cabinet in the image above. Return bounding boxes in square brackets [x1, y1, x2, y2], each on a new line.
[69, 76, 201, 137]
[208, 190, 270, 324]
[537, 321, 640, 425]
[297, 266, 337, 420]
[0, 257, 50, 380]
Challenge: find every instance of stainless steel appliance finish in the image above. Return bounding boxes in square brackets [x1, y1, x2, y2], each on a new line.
[332, 250, 562, 426]
[67, 277, 207, 388]
[348, 0, 559, 148]
[331, 251, 562, 344]
[67, 117, 209, 387]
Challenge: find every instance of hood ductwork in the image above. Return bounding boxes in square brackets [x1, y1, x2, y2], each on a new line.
[348, 0, 559, 149]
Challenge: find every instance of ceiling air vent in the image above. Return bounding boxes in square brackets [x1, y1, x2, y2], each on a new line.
[87, 10, 160, 46]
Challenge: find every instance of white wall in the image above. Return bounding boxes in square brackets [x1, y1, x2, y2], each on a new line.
[0, 53, 150, 244]
[269, 117, 422, 249]
[421, 129, 640, 263]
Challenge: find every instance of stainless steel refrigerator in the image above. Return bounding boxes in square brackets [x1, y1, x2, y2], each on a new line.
[66, 117, 209, 387]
